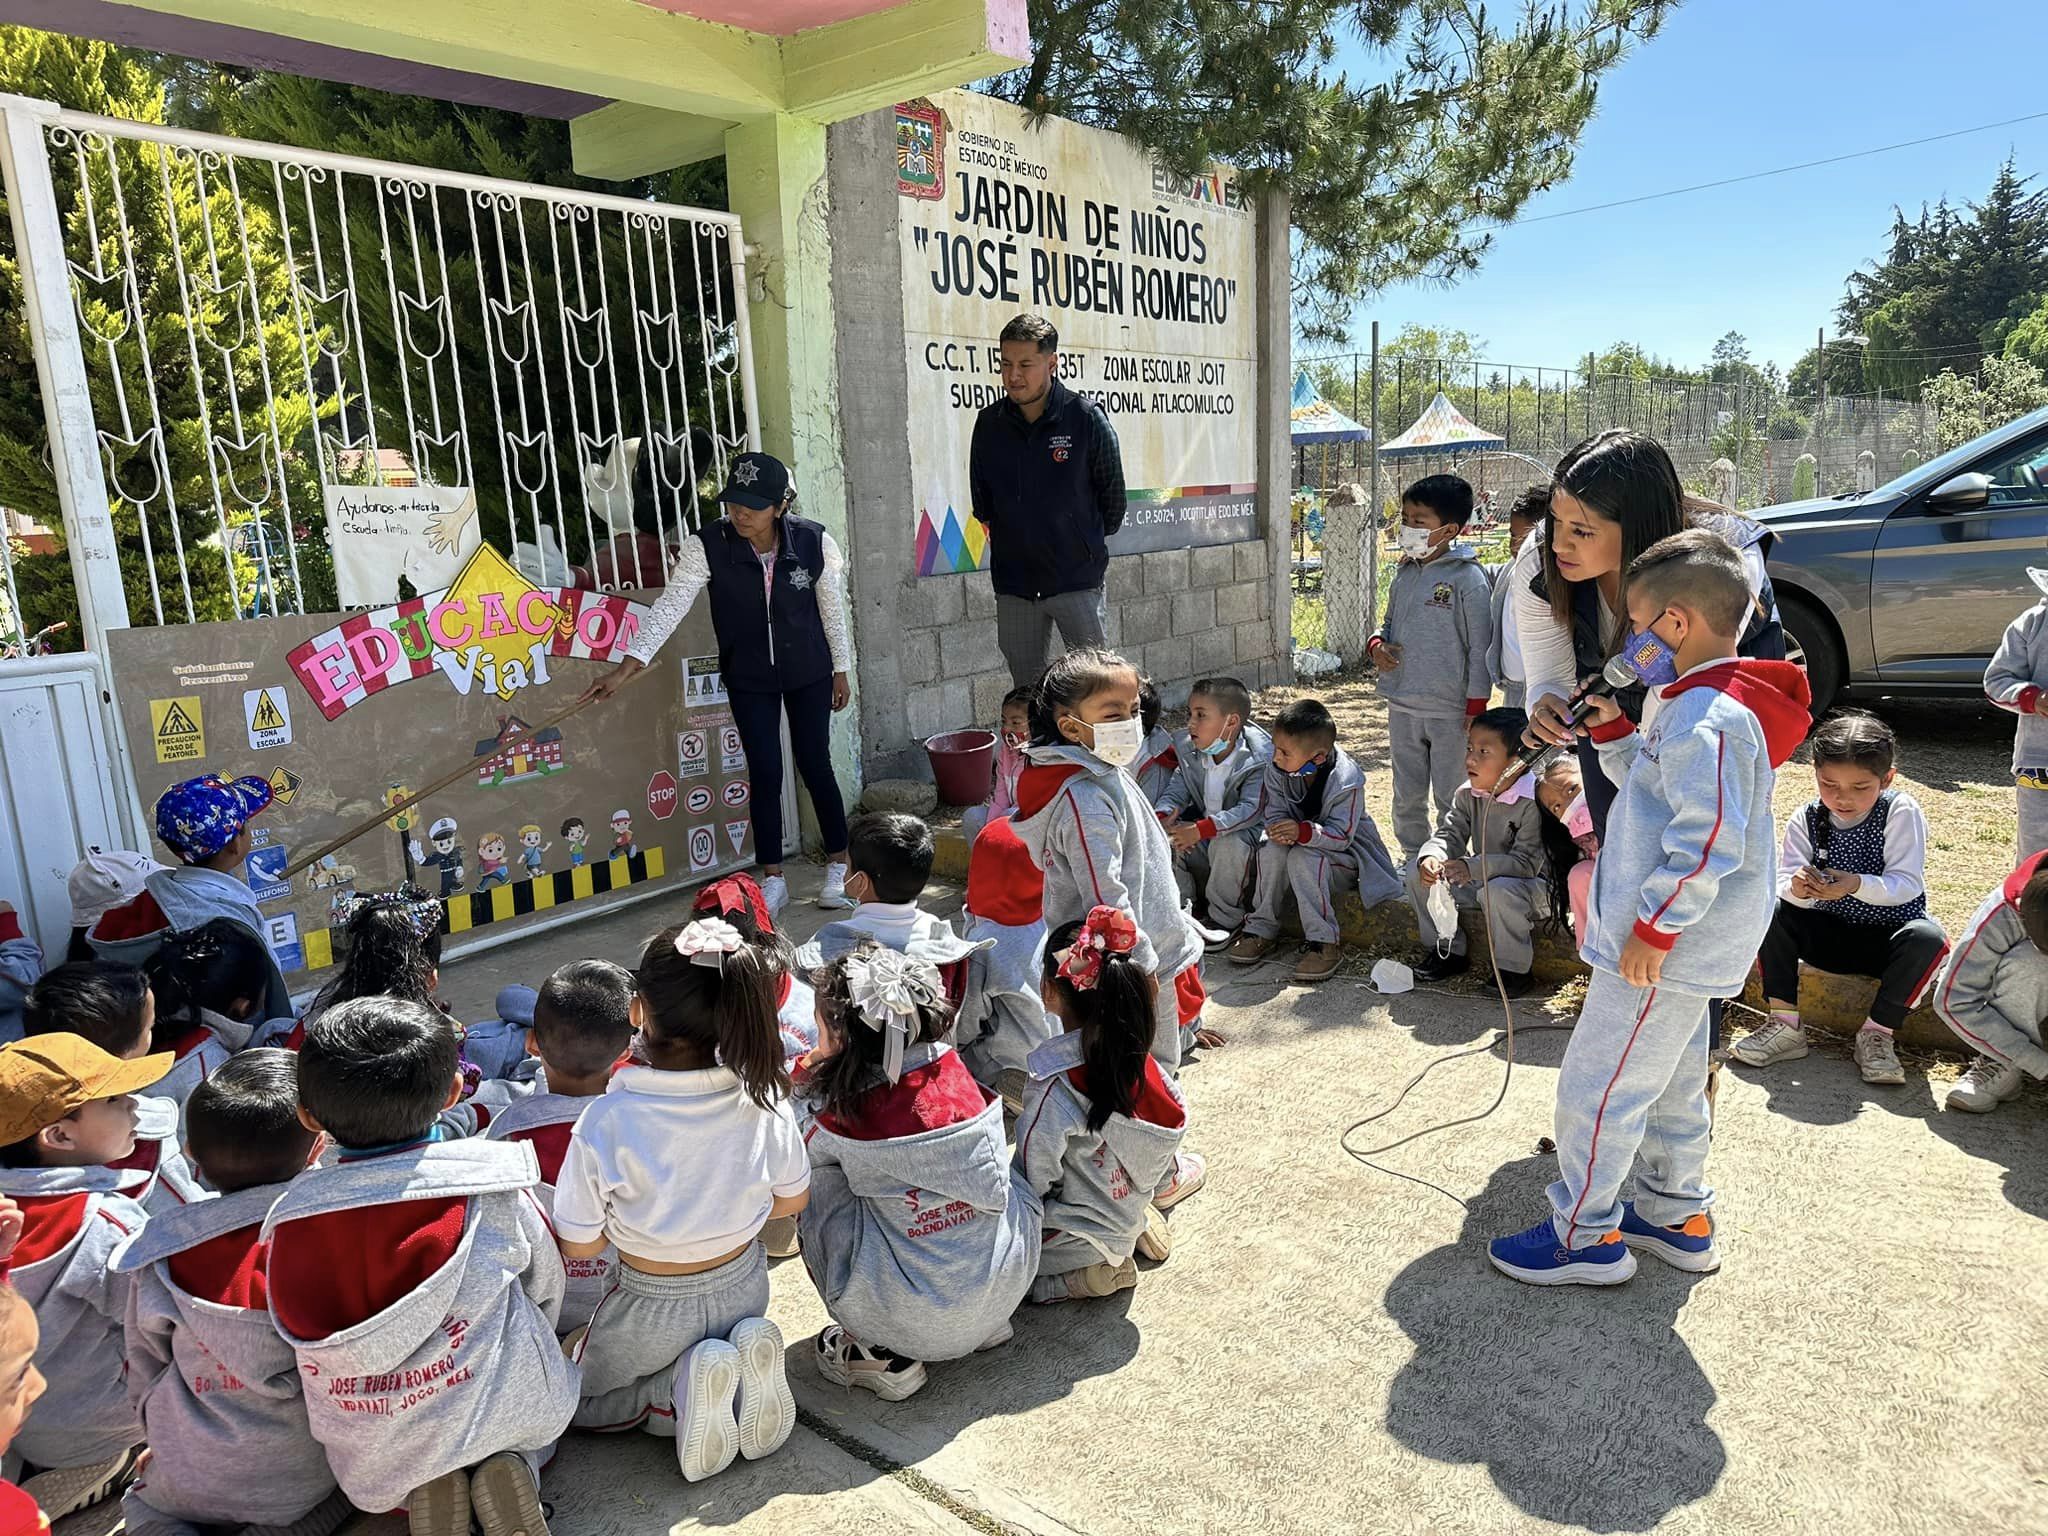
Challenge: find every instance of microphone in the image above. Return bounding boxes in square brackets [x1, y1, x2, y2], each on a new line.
[1496, 652, 1641, 791]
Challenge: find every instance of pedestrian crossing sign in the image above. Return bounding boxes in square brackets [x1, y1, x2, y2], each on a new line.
[149, 696, 205, 764]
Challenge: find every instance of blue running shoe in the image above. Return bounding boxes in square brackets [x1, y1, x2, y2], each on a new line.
[1488, 1217, 1638, 1286]
[1619, 1203, 1720, 1273]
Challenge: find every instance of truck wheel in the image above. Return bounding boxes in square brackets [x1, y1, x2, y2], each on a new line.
[1777, 594, 1842, 717]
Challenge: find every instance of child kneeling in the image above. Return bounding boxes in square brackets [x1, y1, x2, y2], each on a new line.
[797, 944, 1039, 1400]
[1016, 908, 1189, 1304]
[1406, 707, 1549, 994]
[1932, 852, 2048, 1114]
[556, 921, 804, 1483]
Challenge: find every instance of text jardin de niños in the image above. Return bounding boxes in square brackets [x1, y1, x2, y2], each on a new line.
[912, 162, 1238, 328]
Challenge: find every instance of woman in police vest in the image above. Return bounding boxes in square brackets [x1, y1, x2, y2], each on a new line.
[582, 451, 854, 916]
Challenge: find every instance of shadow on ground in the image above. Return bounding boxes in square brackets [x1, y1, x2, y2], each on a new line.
[1383, 1157, 1723, 1534]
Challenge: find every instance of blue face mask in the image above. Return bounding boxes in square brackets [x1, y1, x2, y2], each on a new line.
[1291, 757, 1323, 778]
[1200, 734, 1233, 761]
[1620, 625, 1680, 688]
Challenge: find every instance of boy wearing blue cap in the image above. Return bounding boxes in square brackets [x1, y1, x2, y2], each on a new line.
[85, 774, 292, 1020]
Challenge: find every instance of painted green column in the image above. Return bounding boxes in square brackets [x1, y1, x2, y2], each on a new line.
[724, 113, 860, 852]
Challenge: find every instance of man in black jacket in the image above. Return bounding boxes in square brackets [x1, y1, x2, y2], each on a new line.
[970, 314, 1127, 687]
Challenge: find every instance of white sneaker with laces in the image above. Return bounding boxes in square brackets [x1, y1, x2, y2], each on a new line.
[1946, 1053, 2025, 1113]
[1730, 1018, 1808, 1067]
[759, 874, 790, 917]
[1854, 1027, 1906, 1086]
[1153, 1151, 1206, 1211]
[818, 861, 855, 909]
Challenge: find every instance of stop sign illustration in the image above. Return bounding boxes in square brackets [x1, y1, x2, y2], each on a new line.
[647, 771, 679, 820]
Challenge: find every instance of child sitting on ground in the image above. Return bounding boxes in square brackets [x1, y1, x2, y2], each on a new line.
[0, 903, 41, 1047]
[1016, 909, 1189, 1304]
[1486, 485, 1547, 711]
[114, 1050, 345, 1536]
[486, 960, 635, 1337]
[266, 997, 578, 1535]
[66, 849, 166, 966]
[1229, 698, 1403, 985]
[957, 816, 1056, 1111]
[1489, 528, 1809, 1286]
[1985, 565, 2048, 862]
[693, 873, 816, 1063]
[141, 918, 280, 1109]
[22, 965, 198, 1212]
[797, 944, 1038, 1400]
[86, 776, 291, 1019]
[1534, 755, 1601, 944]
[1155, 675, 1274, 949]
[1133, 677, 1181, 807]
[1734, 710, 1948, 1086]
[1368, 473, 1495, 865]
[0, 1034, 168, 1520]
[1406, 706, 1551, 996]
[965, 687, 1035, 844]
[555, 921, 802, 1483]
[465, 985, 539, 1082]
[802, 813, 987, 987]
[1931, 850, 2048, 1114]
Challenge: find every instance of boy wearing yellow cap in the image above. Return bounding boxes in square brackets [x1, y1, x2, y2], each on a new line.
[0, 1034, 171, 1521]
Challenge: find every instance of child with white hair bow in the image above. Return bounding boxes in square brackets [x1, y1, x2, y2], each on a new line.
[553, 917, 808, 1483]
[793, 942, 1041, 1401]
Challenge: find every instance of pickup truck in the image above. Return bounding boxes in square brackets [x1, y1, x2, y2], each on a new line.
[1760, 404, 2048, 716]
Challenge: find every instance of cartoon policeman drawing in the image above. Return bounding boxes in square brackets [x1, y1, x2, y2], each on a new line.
[412, 816, 467, 897]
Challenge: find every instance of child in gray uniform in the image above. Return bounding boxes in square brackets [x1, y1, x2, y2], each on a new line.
[1985, 565, 2048, 862]
[1016, 908, 1190, 1304]
[1368, 474, 1495, 864]
[1408, 706, 1551, 997]
[797, 945, 1039, 1400]
[556, 920, 805, 1483]
[267, 998, 579, 1536]
[0, 1033, 170, 1521]
[1157, 676, 1273, 948]
[116, 1051, 347, 1536]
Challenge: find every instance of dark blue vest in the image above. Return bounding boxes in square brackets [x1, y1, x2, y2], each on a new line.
[1805, 792, 1928, 927]
[700, 514, 833, 694]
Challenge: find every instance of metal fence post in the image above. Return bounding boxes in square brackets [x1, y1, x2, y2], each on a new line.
[1367, 321, 1380, 638]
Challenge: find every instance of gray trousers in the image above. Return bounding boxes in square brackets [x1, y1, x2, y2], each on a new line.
[572, 1245, 768, 1434]
[1177, 833, 1259, 930]
[1388, 710, 1469, 861]
[1404, 864, 1548, 973]
[1247, 841, 1356, 946]
[996, 587, 1109, 688]
[2021, 777, 2048, 864]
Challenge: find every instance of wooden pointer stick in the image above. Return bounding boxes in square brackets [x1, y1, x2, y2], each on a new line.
[279, 684, 621, 881]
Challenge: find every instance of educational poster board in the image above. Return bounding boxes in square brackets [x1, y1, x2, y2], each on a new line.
[107, 542, 756, 986]
[896, 89, 1260, 576]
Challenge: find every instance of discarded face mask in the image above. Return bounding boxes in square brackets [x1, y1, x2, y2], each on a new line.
[1368, 958, 1414, 995]
[1425, 877, 1459, 956]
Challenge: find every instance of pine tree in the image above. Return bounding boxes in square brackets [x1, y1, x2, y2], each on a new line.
[988, 0, 1671, 342]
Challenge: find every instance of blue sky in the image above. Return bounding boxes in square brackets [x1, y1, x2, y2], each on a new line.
[1330, 0, 2048, 375]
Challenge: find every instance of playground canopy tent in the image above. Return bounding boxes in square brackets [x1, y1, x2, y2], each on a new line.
[1290, 370, 1371, 445]
[1376, 390, 1506, 459]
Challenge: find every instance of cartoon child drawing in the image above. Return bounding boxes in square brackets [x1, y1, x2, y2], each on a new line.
[412, 816, 466, 897]
[477, 831, 511, 890]
[610, 809, 637, 861]
[518, 823, 549, 879]
[562, 816, 589, 868]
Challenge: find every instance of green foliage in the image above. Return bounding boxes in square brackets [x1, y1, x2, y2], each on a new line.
[1767, 402, 1811, 441]
[990, 1, 1671, 343]
[1921, 353, 2048, 450]
[1790, 454, 1816, 502]
[1786, 340, 1866, 398]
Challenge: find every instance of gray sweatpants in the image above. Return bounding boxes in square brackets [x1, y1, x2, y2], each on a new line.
[1177, 833, 1259, 930]
[1388, 709, 1468, 862]
[2020, 776, 2048, 864]
[572, 1245, 769, 1434]
[1404, 866, 1548, 974]
[996, 587, 1109, 688]
[1246, 842, 1356, 946]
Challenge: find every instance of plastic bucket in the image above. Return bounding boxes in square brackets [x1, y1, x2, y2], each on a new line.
[924, 729, 997, 807]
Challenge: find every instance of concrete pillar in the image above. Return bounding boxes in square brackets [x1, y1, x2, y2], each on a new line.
[1708, 456, 1738, 509]
[1857, 449, 1877, 493]
[1321, 482, 1368, 664]
[1257, 188, 1293, 682]
[725, 113, 859, 847]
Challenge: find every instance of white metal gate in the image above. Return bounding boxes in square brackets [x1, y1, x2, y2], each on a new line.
[0, 91, 780, 952]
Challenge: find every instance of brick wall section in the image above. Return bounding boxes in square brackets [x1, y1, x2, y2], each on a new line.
[898, 538, 1289, 748]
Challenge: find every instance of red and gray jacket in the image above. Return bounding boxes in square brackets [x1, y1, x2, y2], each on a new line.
[1932, 850, 2048, 1080]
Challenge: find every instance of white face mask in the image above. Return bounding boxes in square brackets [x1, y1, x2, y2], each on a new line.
[1396, 524, 1438, 559]
[1563, 792, 1594, 841]
[1083, 716, 1144, 768]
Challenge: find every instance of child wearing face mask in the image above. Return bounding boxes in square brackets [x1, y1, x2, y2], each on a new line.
[1367, 474, 1495, 866]
[1011, 650, 1204, 1086]
[800, 814, 989, 983]
[1156, 676, 1273, 949]
[1535, 755, 1601, 945]
[1405, 707, 1550, 997]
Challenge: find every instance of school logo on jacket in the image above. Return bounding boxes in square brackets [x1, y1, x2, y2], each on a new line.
[1049, 434, 1073, 464]
[1430, 581, 1454, 608]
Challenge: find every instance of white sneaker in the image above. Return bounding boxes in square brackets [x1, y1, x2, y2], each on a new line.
[674, 1338, 742, 1482]
[814, 1324, 928, 1400]
[1730, 1018, 1808, 1067]
[1854, 1027, 1906, 1086]
[730, 1317, 796, 1460]
[758, 874, 790, 917]
[1946, 1053, 2025, 1114]
[817, 861, 855, 910]
[1153, 1151, 1206, 1211]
